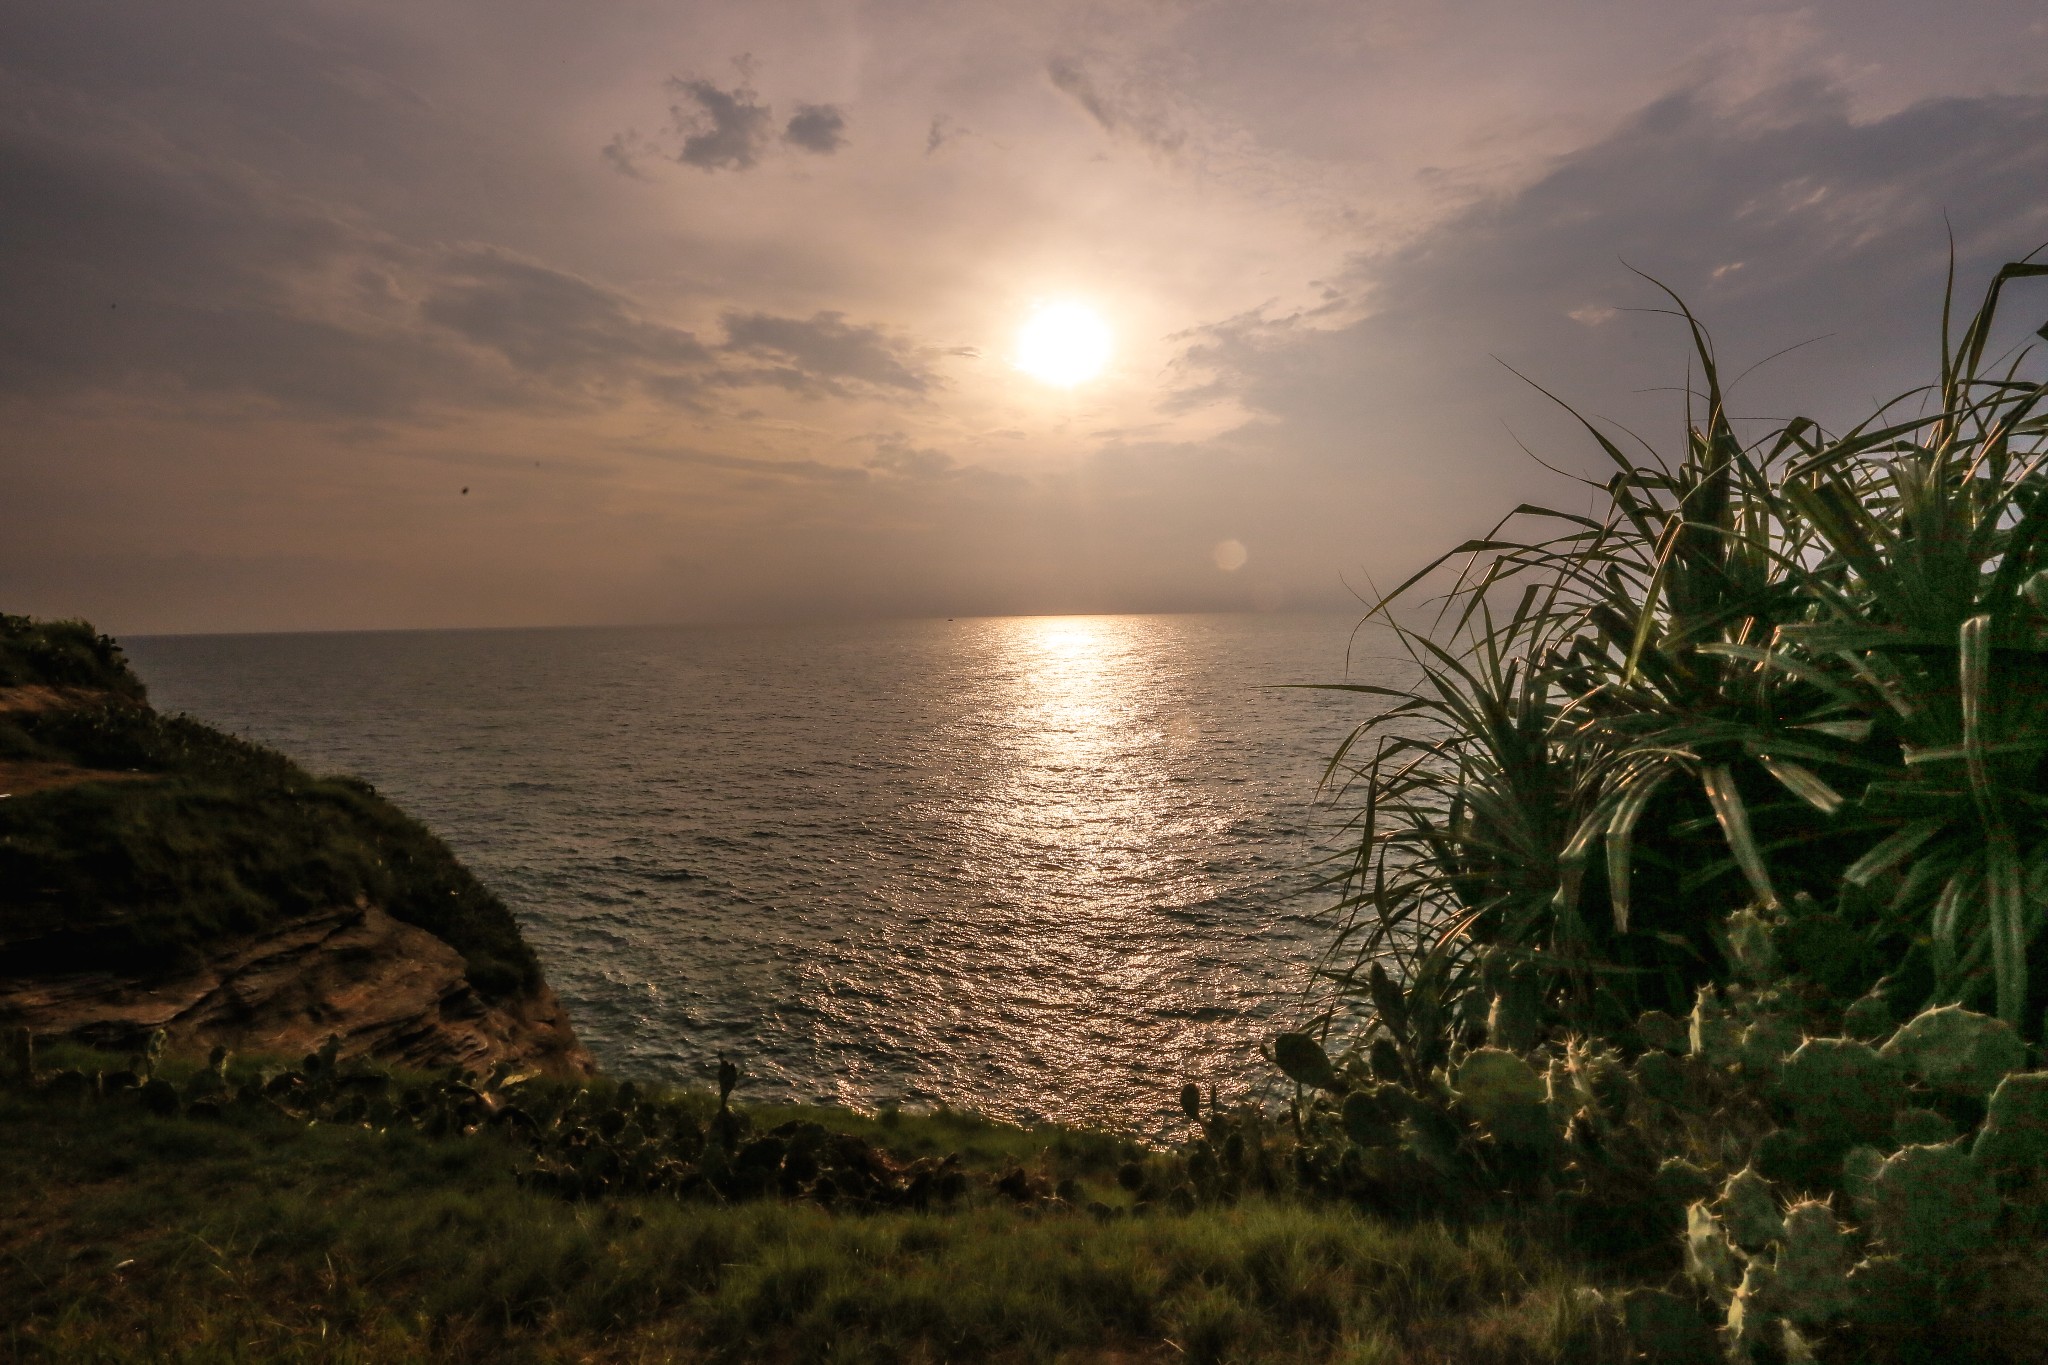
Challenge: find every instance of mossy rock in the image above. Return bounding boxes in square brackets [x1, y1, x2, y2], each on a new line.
[1879, 1005, 2025, 1098]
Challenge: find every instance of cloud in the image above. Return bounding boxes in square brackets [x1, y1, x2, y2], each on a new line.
[782, 103, 847, 154]
[1046, 56, 1186, 154]
[1170, 82, 2048, 488]
[423, 250, 710, 389]
[721, 311, 934, 395]
[668, 77, 773, 171]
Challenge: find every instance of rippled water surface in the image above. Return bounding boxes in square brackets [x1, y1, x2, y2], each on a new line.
[124, 614, 1384, 1133]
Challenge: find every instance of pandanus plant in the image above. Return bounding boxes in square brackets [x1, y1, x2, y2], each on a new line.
[1315, 253, 2048, 1041]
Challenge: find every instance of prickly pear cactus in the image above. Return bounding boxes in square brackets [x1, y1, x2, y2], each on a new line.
[1685, 1201, 1741, 1300]
[1271, 1032, 1341, 1092]
[1726, 908, 1780, 984]
[1453, 1048, 1549, 1147]
[1180, 1083, 1203, 1124]
[1841, 1145, 1885, 1221]
[1740, 1017, 1802, 1073]
[1879, 1005, 2026, 1097]
[1690, 989, 1744, 1066]
[1341, 1089, 1397, 1148]
[1719, 1166, 1783, 1250]
[1776, 1037, 1903, 1143]
[1891, 1107, 1956, 1148]
[1869, 1142, 1997, 1266]
[1724, 1258, 1778, 1358]
[1655, 1156, 1715, 1205]
[1633, 1049, 1684, 1104]
[1842, 992, 1894, 1042]
[1636, 1009, 1690, 1055]
[1972, 1071, 2048, 1175]
[1772, 1200, 1854, 1327]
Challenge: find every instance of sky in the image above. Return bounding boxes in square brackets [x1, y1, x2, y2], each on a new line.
[3, 0, 2046, 635]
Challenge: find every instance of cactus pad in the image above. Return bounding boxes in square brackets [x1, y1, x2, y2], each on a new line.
[1271, 1032, 1341, 1091]
[1772, 1200, 1854, 1327]
[1891, 1107, 1957, 1148]
[1776, 1037, 1903, 1142]
[1973, 1071, 2048, 1174]
[1718, 1166, 1784, 1250]
[1685, 1201, 1741, 1298]
[1453, 1048, 1550, 1147]
[1869, 1142, 1997, 1265]
[1879, 1005, 2025, 1097]
[1636, 1009, 1690, 1055]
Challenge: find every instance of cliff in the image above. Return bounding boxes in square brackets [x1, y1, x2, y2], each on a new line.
[0, 613, 591, 1076]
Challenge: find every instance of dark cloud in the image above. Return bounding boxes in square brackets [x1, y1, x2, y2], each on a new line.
[783, 103, 847, 154]
[0, 105, 458, 418]
[721, 311, 934, 394]
[1172, 83, 2048, 511]
[424, 251, 710, 389]
[668, 77, 773, 171]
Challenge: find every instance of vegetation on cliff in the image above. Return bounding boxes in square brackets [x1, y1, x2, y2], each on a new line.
[0, 613, 539, 998]
[1230, 257, 2048, 1359]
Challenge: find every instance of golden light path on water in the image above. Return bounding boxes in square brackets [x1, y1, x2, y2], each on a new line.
[125, 614, 1372, 1134]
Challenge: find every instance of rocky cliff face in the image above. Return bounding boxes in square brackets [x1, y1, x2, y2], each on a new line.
[0, 612, 595, 1078]
[0, 901, 593, 1077]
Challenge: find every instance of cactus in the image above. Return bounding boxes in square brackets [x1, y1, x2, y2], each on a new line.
[1618, 1287, 1720, 1365]
[1633, 1049, 1684, 1104]
[1724, 1258, 1778, 1359]
[1776, 1037, 1903, 1143]
[1718, 1166, 1783, 1250]
[1869, 1142, 1997, 1266]
[1180, 1082, 1202, 1124]
[1841, 1145, 1885, 1221]
[1453, 1048, 1550, 1147]
[1635, 1009, 1690, 1055]
[717, 1057, 739, 1105]
[1341, 1090, 1397, 1148]
[1271, 1032, 1341, 1091]
[1844, 1254, 1936, 1329]
[1726, 908, 1780, 984]
[1772, 1200, 1854, 1327]
[1892, 1107, 1957, 1148]
[1655, 1156, 1716, 1205]
[1690, 989, 1743, 1066]
[1971, 1071, 2048, 1175]
[1740, 1017, 1802, 1073]
[1685, 1201, 1741, 1299]
[1842, 992, 1894, 1042]
[1879, 1005, 2026, 1097]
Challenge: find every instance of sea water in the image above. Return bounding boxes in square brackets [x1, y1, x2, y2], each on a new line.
[124, 613, 1393, 1134]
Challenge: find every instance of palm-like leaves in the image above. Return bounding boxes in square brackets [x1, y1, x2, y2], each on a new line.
[1318, 257, 2048, 1039]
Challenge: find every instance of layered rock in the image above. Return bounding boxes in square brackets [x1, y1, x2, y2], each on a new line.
[0, 900, 593, 1077]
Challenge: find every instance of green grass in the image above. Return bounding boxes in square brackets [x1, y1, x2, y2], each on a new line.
[0, 1067, 1618, 1365]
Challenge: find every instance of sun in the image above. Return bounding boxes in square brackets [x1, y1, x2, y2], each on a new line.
[1014, 301, 1112, 387]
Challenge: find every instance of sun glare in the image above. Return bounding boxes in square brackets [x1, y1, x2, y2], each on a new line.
[1014, 301, 1112, 387]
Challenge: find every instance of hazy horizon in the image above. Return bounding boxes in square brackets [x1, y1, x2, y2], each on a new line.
[6, 1, 2047, 635]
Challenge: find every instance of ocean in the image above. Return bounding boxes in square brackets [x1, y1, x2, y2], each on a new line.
[123, 613, 1390, 1134]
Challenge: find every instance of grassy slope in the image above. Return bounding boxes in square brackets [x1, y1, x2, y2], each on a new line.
[0, 1048, 1615, 1365]
[0, 614, 538, 998]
